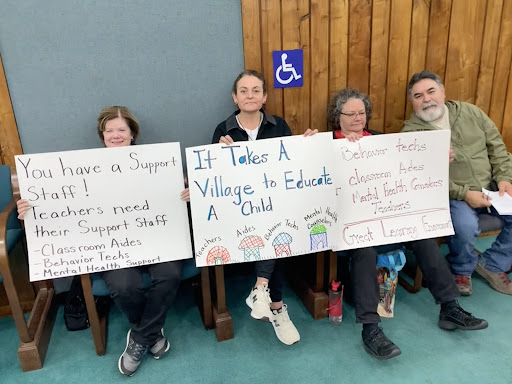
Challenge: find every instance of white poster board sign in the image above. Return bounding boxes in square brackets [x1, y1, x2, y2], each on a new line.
[15, 143, 193, 281]
[186, 133, 338, 267]
[332, 130, 454, 251]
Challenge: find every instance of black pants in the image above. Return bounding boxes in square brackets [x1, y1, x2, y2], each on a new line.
[102, 260, 183, 345]
[255, 259, 284, 303]
[345, 239, 459, 324]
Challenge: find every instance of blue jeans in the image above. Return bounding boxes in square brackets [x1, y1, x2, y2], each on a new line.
[447, 200, 512, 274]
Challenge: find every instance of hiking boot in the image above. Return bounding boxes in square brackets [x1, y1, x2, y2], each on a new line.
[475, 262, 512, 295]
[271, 304, 300, 345]
[149, 328, 170, 360]
[118, 330, 147, 376]
[438, 302, 488, 331]
[453, 274, 472, 296]
[362, 327, 401, 360]
[245, 283, 272, 321]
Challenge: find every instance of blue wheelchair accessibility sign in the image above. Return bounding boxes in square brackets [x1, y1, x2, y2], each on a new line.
[273, 49, 303, 88]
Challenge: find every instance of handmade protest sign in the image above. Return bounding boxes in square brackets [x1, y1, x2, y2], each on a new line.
[186, 132, 338, 267]
[331, 130, 454, 251]
[15, 143, 192, 281]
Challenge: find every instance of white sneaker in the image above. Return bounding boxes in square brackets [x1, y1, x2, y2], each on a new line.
[271, 304, 300, 345]
[149, 328, 170, 360]
[245, 283, 272, 321]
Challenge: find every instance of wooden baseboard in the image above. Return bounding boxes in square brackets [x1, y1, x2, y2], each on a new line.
[17, 287, 56, 372]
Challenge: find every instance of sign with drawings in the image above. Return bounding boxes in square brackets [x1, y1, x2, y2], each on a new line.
[15, 143, 192, 281]
[186, 133, 338, 267]
[331, 130, 454, 251]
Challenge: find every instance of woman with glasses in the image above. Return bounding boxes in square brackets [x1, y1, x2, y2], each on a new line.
[330, 88, 376, 141]
[329, 88, 488, 361]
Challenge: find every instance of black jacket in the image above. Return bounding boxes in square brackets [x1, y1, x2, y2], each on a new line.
[212, 109, 292, 144]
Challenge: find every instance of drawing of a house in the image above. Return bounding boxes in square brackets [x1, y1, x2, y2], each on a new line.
[239, 236, 265, 261]
[272, 232, 293, 257]
[310, 224, 328, 250]
[206, 246, 231, 265]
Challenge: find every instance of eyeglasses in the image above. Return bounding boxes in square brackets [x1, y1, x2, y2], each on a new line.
[340, 111, 366, 119]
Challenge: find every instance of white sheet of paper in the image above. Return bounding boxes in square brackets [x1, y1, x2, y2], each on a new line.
[16, 143, 193, 281]
[482, 188, 512, 215]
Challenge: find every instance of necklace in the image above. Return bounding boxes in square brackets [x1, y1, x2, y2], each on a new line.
[236, 112, 263, 131]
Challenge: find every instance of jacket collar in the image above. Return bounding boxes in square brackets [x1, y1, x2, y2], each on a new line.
[409, 100, 461, 129]
[225, 109, 276, 132]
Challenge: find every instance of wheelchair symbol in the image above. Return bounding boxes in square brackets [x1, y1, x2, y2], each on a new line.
[275, 53, 302, 85]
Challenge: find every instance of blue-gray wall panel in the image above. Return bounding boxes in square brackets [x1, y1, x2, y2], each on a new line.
[0, 0, 243, 155]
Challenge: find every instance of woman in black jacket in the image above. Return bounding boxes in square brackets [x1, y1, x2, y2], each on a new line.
[212, 70, 316, 346]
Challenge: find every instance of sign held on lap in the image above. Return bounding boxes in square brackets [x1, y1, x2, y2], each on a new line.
[16, 143, 193, 281]
[186, 130, 454, 265]
[332, 130, 454, 250]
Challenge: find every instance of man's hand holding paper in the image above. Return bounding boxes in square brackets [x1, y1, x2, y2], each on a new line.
[482, 187, 512, 215]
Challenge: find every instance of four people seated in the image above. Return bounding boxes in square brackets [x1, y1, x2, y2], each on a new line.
[14, 69, 509, 374]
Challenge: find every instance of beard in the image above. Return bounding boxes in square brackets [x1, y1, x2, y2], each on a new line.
[416, 101, 444, 122]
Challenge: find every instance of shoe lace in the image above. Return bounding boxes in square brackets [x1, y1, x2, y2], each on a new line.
[264, 287, 271, 302]
[254, 285, 271, 303]
[255, 284, 271, 303]
[446, 304, 474, 321]
[273, 305, 290, 325]
[455, 275, 469, 285]
[128, 338, 146, 361]
[368, 328, 389, 347]
[499, 273, 511, 285]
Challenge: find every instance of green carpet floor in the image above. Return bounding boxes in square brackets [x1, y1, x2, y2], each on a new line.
[1, 241, 511, 384]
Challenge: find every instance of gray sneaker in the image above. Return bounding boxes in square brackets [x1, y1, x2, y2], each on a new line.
[475, 262, 512, 295]
[149, 328, 170, 360]
[118, 330, 147, 376]
[453, 274, 472, 296]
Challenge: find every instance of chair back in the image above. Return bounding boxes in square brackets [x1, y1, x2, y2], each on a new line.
[0, 165, 21, 230]
[91, 258, 199, 296]
[478, 212, 504, 234]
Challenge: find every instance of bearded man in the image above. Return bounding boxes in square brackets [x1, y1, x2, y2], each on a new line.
[402, 70, 512, 296]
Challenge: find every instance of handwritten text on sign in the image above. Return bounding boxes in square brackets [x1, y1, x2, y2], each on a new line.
[15, 143, 192, 281]
[186, 133, 338, 267]
[332, 130, 454, 251]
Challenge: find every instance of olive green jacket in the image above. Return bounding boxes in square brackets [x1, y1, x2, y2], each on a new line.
[402, 101, 512, 200]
